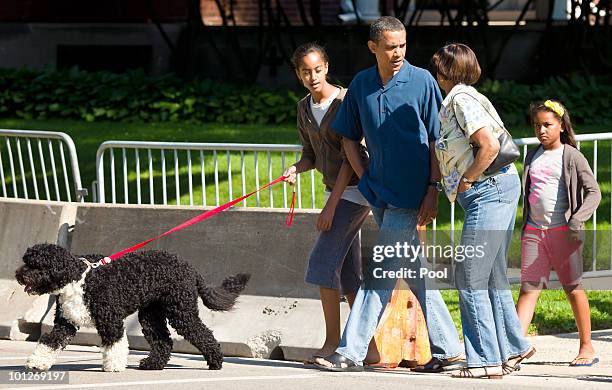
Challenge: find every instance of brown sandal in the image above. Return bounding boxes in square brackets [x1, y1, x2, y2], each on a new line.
[452, 366, 503, 379]
[504, 347, 536, 372]
[502, 363, 520, 375]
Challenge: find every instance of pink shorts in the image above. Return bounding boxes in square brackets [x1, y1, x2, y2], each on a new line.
[521, 225, 584, 286]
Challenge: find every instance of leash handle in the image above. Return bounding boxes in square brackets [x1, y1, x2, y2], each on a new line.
[285, 186, 296, 227]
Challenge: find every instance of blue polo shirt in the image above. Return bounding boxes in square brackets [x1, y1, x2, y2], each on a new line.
[332, 60, 442, 209]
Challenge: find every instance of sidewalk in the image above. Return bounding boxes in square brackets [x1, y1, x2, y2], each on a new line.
[0, 330, 610, 390]
[527, 328, 611, 367]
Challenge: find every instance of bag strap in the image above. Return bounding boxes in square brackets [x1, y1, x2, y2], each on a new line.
[450, 91, 507, 136]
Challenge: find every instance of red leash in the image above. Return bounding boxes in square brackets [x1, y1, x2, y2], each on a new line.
[92, 175, 296, 266]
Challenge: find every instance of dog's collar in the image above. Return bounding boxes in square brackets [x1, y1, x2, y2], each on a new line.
[79, 257, 110, 269]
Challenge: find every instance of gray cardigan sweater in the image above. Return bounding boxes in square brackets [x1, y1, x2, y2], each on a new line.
[522, 144, 601, 231]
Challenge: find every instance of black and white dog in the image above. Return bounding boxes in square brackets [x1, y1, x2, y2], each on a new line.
[15, 243, 249, 372]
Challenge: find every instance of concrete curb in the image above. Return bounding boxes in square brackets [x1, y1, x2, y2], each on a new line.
[25, 293, 347, 361]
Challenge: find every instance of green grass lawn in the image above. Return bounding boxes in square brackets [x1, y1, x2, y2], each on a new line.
[442, 288, 612, 337]
[2, 118, 609, 210]
[2, 118, 612, 336]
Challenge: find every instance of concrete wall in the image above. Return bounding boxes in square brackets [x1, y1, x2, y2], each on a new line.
[0, 199, 75, 277]
[0, 199, 378, 297]
[0, 199, 77, 341]
[68, 202, 379, 298]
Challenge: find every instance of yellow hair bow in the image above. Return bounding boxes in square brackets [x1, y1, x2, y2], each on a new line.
[544, 100, 565, 118]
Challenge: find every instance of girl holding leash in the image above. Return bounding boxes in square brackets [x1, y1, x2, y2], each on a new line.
[516, 100, 601, 367]
[283, 43, 378, 365]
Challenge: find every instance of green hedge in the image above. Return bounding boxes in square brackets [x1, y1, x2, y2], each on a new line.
[0, 67, 610, 125]
[0, 68, 299, 124]
[480, 74, 612, 126]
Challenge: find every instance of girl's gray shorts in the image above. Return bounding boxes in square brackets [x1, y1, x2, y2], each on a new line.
[305, 199, 370, 294]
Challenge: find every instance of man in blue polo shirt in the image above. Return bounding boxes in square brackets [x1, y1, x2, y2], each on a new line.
[314, 16, 462, 372]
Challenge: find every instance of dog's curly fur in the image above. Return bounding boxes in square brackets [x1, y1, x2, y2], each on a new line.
[15, 243, 249, 372]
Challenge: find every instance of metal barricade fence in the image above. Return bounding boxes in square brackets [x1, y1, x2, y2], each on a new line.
[0, 129, 86, 202]
[95, 141, 321, 209]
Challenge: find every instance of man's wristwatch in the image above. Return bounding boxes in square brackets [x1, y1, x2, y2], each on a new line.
[429, 181, 443, 192]
[461, 177, 475, 185]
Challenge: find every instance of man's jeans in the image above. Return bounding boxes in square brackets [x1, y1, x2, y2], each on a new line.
[336, 206, 462, 363]
[455, 173, 531, 367]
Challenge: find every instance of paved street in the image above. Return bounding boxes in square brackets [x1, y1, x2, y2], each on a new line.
[0, 330, 610, 390]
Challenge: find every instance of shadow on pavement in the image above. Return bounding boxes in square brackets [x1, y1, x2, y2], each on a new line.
[577, 375, 612, 383]
[552, 330, 612, 342]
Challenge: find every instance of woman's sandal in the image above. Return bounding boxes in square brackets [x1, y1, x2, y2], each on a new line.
[502, 363, 521, 375]
[313, 352, 364, 372]
[451, 366, 503, 379]
[503, 346, 536, 374]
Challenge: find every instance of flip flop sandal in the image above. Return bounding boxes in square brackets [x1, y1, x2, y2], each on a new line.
[313, 352, 364, 372]
[364, 361, 396, 370]
[304, 354, 323, 364]
[451, 366, 503, 379]
[570, 357, 599, 367]
[303, 354, 324, 367]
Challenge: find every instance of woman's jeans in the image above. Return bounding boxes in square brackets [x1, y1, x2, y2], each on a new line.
[455, 172, 531, 367]
[335, 205, 462, 363]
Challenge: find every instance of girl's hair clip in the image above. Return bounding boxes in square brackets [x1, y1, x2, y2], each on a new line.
[544, 100, 565, 118]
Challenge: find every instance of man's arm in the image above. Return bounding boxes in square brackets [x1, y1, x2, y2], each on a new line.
[342, 138, 366, 178]
[429, 140, 442, 183]
[417, 141, 440, 226]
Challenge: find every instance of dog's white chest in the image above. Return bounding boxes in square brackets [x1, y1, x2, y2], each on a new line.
[55, 271, 95, 328]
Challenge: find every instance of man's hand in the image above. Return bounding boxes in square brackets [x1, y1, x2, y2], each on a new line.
[317, 204, 335, 231]
[418, 187, 438, 226]
[283, 165, 297, 184]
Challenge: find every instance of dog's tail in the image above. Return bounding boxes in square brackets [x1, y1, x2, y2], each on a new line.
[196, 273, 250, 311]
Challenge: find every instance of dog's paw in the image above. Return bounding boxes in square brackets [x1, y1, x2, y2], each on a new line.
[102, 350, 128, 372]
[102, 361, 127, 372]
[25, 360, 52, 372]
[207, 361, 222, 370]
[138, 357, 165, 370]
[26, 344, 58, 371]
[101, 333, 129, 372]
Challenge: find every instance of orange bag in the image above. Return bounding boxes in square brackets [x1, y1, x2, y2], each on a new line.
[373, 279, 432, 368]
[372, 225, 432, 368]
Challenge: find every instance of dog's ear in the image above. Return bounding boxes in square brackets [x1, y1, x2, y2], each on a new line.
[54, 264, 87, 287]
[22, 244, 81, 272]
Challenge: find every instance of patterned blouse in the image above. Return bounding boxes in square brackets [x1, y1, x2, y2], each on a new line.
[435, 84, 517, 202]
